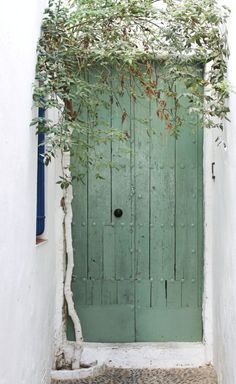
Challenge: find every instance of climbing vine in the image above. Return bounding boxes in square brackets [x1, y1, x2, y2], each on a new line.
[33, 0, 230, 187]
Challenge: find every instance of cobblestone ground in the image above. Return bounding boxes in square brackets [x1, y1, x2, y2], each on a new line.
[52, 366, 217, 384]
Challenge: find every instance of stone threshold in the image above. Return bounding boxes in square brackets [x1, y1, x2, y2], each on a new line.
[82, 342, 209, 369]
[51, 366, 217, 384]
[51, 342, 212, 382]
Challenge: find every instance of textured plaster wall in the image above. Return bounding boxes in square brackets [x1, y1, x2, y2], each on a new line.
[0, 1, 58, 383]
[212, 1, 236, 383]
[1, 0, 235, 382]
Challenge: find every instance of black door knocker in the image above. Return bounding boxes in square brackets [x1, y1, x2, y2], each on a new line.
[114, 208, 123, 218]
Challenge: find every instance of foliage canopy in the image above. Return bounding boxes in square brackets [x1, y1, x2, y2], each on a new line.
[33, 0, 230, 187]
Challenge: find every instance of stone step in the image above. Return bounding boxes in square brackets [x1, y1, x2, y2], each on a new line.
[52, 366, 217, 384]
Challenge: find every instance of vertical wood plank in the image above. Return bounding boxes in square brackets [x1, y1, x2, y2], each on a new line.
[166, 280, 181, 308]
[102, 280, 117, 305]
[150, 63, 175, 280]
[197, 112, 204, 307]
[136, 280, 151, 308]
[118, 280, 134, 305]
[181, 280, 198, 308]
[112, 71, 133, 279]
[86, 280, 93, 305]
[103, 225, 115, 279]
[85, 280, 102, 305]
[71, 78, 88, 279]
[87, 69, 112, 279]
[72, 280, 86, 306]
[133, 72, 151, 280]
[151, 280, 166, 308]
[92, 280, 102, 305]
[72, 178, 88, 278]
[175, 79, 198, 281]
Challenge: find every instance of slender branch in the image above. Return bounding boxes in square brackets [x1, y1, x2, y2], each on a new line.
[61, 152, 83, 366]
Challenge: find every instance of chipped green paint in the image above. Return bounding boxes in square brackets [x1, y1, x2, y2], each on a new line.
[70, 65, 203, 342]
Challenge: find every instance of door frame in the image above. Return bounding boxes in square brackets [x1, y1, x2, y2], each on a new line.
[53, 98, 214, 369]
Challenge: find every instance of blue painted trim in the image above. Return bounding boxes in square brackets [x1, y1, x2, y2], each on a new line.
[36, 108, 45, 236]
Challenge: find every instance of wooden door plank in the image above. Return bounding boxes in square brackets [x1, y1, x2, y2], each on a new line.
[91, 280, 102, 305]
[87, 70, 112, 280]
[136, 307, 202, 341]
[85, 279, 93, 305]
[72, 280, 86, 306]
[132, 73, 151, 280]
[118, 280, 134, 305]
[197, 116, 204, 306]
[86, 279, 102, 305]
[166, 280, 181, 308]
[71, 80, 88, 279]
[150, 64, 175, 280]
[181, 280, 198, 308]
[111, 72, 133, 280]
[77, 304, 135, 342]
[102, 280, 117, 305]
[103, 225, 115, 279]
[72, 178, 88, 279]
[175, 79, 198, 281]
[151, 279, 166, 308]
[135, 280, 151, 308]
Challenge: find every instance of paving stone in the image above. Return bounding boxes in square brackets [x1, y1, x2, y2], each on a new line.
[52, 366, 217, 384]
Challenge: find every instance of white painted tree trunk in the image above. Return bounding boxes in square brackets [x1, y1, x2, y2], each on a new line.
[61, 152, 83, 369]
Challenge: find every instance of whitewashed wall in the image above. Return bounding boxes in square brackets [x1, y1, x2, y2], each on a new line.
[0, 1, 58, 384]
[1, 0, 236, 383]
[212, 1, 236, 383]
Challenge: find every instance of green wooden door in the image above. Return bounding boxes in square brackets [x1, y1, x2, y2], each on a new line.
[70, 65, 203, 342]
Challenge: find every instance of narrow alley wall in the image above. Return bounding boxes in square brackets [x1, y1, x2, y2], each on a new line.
[0, 1, 58, 383]
[212, 1, 236, 383]
[1, 1, 236, 384]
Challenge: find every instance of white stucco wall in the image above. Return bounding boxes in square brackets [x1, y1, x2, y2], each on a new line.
[212, 1, 236, 383]
[0, 1, 58, 383]
[1, 1, 236, 383]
